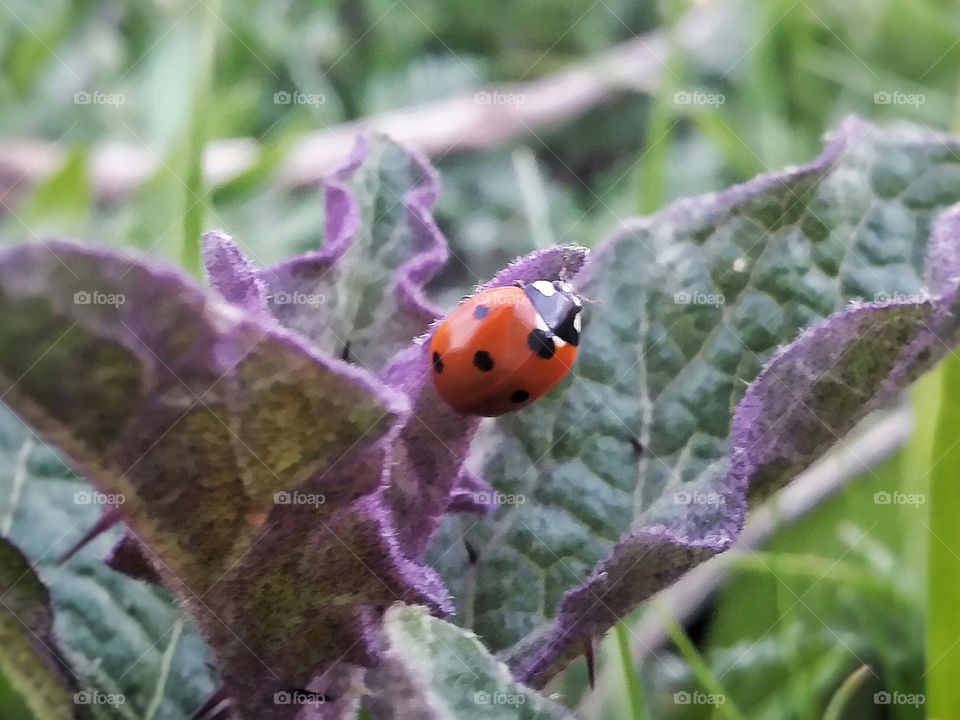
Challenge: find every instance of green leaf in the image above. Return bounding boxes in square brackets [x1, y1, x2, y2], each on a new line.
[0, 535, 75, 720]
[258, 134, 448, 371]
[0, 408, 216, 720]
[429, 117, 960, 675]
[368, 605, 575, 720]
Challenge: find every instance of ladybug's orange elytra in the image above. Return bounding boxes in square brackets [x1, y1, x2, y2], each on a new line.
[429, 280, 583, 417]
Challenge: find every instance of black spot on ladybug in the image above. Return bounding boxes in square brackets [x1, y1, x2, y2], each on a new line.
[473, 304, 490, 319]
[528, 329, 556, 359]
[511, 389, 530, 404]
[432, 351, 444, 373]
[473, 350, 495, 371]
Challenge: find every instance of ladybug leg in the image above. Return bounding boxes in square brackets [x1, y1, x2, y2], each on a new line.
[512, 280, 527, 288]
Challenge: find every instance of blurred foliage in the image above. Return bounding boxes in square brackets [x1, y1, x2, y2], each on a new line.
[4, 0, 958, 290]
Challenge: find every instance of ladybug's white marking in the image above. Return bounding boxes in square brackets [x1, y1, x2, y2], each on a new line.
[534, 313, 550, 332]
[573, 313, 582, 332]
[531, 280, 556, 297]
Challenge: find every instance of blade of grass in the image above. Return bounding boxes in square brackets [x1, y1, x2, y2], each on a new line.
[734, 553, 910, 603]
[614, 622, 646, 720]
[655, 600, 747, 720]
[774, 581, 816, 720]
[633, 16, 687, 216]
[511, 146, 555, 250]
[926, 353, 960, 718]
[180, 0, 222, 276]
[822, 665, 871, 720]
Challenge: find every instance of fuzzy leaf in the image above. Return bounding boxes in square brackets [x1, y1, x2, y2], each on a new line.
[206, 135, 589, 560]
[367, 605, 574, 720]
[206, 134, 449, 372]
[0, 241, 450, 718]
[0, 535, 75, 720]
[0, 408, 216, 720]
[426, 117, 960, 686]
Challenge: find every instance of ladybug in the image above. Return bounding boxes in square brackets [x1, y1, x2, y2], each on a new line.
[429, 280, 583, 416]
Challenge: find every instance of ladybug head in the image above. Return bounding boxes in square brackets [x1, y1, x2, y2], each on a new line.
[524, 280, 583, 347]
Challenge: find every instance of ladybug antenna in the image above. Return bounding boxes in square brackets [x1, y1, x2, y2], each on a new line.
[579, 294, 602, 305]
